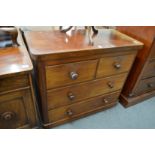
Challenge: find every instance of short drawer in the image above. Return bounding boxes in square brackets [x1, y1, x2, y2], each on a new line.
[0, 91, 29, 129]
[134, 76, 155, 95]
[48, 91, 120, 124]
[47, 73, 127, 110]
[46, 60, 98, 89]
[0, 74, 29, 93]
[96, 54, 135, 78]
[142, 60, 155, 79]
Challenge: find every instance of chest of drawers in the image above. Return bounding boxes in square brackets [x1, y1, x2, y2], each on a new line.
[23, 29, 143, 128]
[0, 33, 38, 128]
[117, 27, 155, 107]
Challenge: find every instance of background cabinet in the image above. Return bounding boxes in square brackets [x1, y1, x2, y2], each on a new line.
[117, 26, 155, 107]
[0, 28, 39, 128]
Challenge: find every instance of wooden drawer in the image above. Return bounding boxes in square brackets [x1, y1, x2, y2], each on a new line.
[142, 60, 155, 79]
[134, 76, 155, 95]
[0, 91, 29, 129]
[149, 38, 155, 59]
[47, 73, 127, 110]
[48, 91, 120, 124]
[46, 60, 97, 89]
[96, 54, 135, 78]
[0, 74, 29, 93]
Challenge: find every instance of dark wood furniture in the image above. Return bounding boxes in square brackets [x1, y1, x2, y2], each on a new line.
[22, 29, 143, 128]
[0, 28, 38, 128]
[116, 27, 155, 107]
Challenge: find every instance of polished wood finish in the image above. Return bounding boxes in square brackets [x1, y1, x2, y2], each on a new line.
[142, 60, 155, 79]
[0, 75, 29, 93]
[24, 29, 142, 56]
[134, 76, 155, 95]
[0, 29, 38, 128]
[117, 27, 155, 107]
[96, 54, 135, 78]
[48, 91, 120, 126]
[22, 29, 143, 128]
[46, 60, 97, 89]
[0, 47, 32, 78]
[0, 89, 36, 129]
[47, 73, 127, 110]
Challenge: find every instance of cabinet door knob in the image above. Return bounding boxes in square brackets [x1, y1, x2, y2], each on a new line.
[107, 82, 114, 88]
[103, 98, 108, 104]
[1, 112, 15, 121]
[68, 92, 75, 101]
[114, 63, 121, 69]
[66, 109, 73, 116]
[129, 93, 134, 97]
[147, 83, 153, 88]
[70, 71, 78, 80]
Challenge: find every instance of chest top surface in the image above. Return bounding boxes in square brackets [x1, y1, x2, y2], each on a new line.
[0, 47, 33, 77]
[24, 29, 143, 56]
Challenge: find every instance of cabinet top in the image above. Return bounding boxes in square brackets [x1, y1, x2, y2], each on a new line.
[24, 29, 143, 56]
[0, 46, 33, 78]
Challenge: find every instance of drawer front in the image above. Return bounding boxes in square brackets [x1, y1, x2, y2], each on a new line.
[96, 54, 135, 78]
[46, 60, 98, 89]
[134, 76, 155, 95]
[48, 91, 120, 123]
[47, 73, 127, 110]
[149, 39, 155, 59]
[0, 75, 29, 93]
[142, 60, 155, 79]
[0, 92, 29, 129]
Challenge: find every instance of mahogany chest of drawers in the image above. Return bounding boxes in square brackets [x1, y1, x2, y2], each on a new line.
[23, 29, 143, 128]
[117, 27, 155, 107]
[0, 33, 38, 128]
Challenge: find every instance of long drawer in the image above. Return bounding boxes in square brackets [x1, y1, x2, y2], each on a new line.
[96, 54, 135, 78]
[47, 73, 127, 110]
[142, 60, 155, 79]
[48, 91, 120, 124]
[134, 76, 155, 95]
[46, 60, 98, 89]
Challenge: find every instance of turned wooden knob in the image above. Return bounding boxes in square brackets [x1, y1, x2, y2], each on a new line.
[66, 109, 73, 116]
[70, 71, 78, 80]
[147, 83, 153, 88]
[103, 98, 109, 104]
[1, 112, 15, 121]
[129, 93, 134, 97]
[107, 82, 114, 88]
[68, 92, 75, 101]
[114, 63, 121, 69]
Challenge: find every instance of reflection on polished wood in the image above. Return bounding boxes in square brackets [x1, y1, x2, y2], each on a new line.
[0, 47, 32, 78]
[24, 29, 143, 56]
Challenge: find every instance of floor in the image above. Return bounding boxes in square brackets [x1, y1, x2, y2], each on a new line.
[54, 97, 155, 129]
